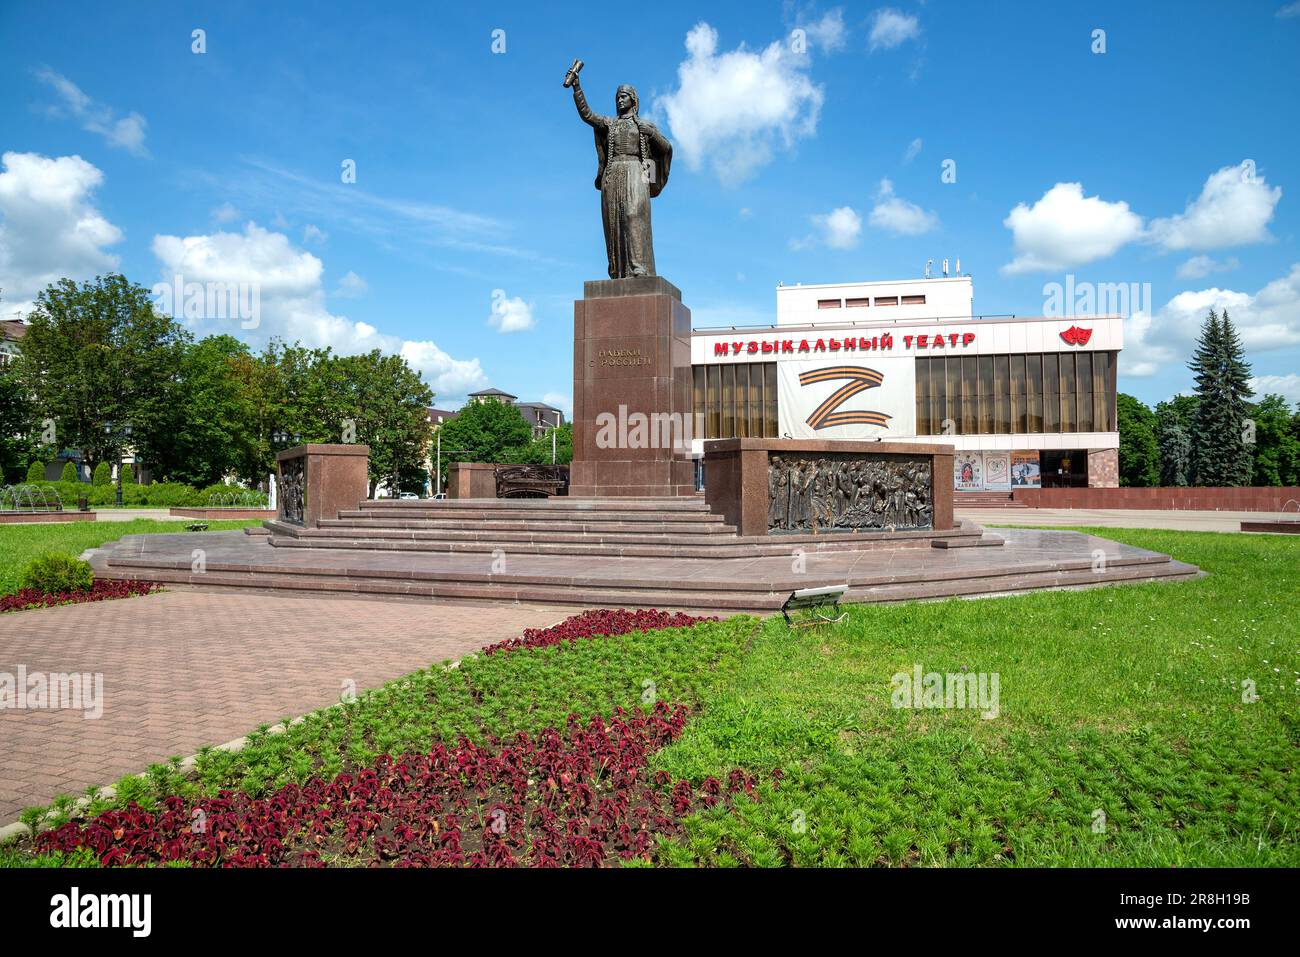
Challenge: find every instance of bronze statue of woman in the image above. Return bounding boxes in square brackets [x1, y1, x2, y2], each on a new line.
[566, 62, 672, 279]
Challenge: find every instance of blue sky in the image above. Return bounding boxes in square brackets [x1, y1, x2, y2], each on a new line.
[2, 0, 1298, 413]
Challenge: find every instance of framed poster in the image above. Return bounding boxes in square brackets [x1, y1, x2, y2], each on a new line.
[984, 452, 1011, 491]
[1010, 451, 1041, 488]
[954, 452, 984, 490]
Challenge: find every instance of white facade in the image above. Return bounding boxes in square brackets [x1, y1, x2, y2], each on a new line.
[691, 276, 1123, 487]
[774, 276, 974, 327]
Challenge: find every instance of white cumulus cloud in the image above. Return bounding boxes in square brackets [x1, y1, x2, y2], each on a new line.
[334, 270, 368, 298]
[869, 178, 938, 236]
[487, 289, 535, 333]
[1001, 182, 1144, 274]
[798, 8, 848, 52]
[211, 202, 241, 223]
[1148, 161, 1281, 251]
[868, 8, 920, 51]
[1175, 254, 1239, 280]
[150, 222, 486, 399]
[806, 206, 862, 250]
[0, 151, 123, 320]
[656, 22, 824, 184]
[1248, 374, 1300, 406]
[1121, 263, 1300, 377]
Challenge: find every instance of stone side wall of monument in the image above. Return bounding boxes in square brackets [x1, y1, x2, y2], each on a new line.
[703, 438, 955, 537]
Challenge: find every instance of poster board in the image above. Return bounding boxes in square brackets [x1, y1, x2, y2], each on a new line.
[954, 451, 984, 490]
[1010, 451, 1041, 488]
[984, 452, 1011, 491]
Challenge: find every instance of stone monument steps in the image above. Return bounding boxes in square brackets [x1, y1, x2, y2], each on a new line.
[92, 531, 1193, 613]
[263, 516, 988, 557]
[357, 497, 713, 514]
[930, 533, 1006, 548]
[954, 492, 1028, 508]
[846, 558, 1200, 603]
[323, 514, 732, 532]
[263, 530, 975, 558]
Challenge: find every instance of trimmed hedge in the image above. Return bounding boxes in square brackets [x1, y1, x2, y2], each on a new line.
[26, 461, 45, 483]
[59, 461, 78, 483]
[36, 480, 268, 508]
[92, 462, 111, 486]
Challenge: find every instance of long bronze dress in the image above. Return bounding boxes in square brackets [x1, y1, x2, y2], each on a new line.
[572, 85, 672, 279]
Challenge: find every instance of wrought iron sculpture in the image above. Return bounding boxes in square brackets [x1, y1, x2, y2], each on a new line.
[494, 464, 570, 499]
[279, 455, 305, 525]
[768, 453, 933, 533]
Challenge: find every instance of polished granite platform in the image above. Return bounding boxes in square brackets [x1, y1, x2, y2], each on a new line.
[88, 498, 1201, 612]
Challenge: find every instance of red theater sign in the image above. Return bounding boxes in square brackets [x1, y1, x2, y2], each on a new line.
[1060, 325, 1093, 345]
[712, 331, 976, 357]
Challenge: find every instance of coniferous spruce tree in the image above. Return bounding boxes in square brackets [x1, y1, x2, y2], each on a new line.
[1157, 406, 1190, 486]
[1188, 309, 1255, 486]
[1219, 310, 1256, 485]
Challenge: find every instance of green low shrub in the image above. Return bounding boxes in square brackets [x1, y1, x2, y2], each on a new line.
[92, 462, 111, 486]
[143, 482, 202, 507]
[121, 462, 136, 485]
[26, 461, 45, 483]
[21, 553, 94, 595]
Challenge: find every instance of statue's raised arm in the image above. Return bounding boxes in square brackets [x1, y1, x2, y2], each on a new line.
[563, 60, 671, 279]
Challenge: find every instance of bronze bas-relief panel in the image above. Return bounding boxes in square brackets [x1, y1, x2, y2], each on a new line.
[768, 452, 933, 533]
[279, 455, 305, 526]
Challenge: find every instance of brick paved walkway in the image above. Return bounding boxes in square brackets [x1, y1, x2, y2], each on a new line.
[0, 590, 579, 823]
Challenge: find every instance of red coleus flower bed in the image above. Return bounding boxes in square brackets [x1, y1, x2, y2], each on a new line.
[36, 702, 776, 868]
[0, 580, 159, 615]
[484, 608, 719, 656]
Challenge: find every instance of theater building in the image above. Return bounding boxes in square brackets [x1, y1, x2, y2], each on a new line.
[690, 276, 1122, 490]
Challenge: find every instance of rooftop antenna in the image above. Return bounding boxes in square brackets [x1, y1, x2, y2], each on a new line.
[942, 258, 949, 277]
[955, 257, 961, 276]
[924, 258, 933, 279]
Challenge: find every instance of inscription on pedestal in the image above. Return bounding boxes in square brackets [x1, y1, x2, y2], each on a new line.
[598, 347, 651, 367]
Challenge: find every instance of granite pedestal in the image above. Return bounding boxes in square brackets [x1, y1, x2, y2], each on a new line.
[570, 276, 695, 497]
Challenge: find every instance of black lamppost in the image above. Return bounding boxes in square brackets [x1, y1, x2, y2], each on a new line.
[103, 421, 133, 507]
[271, 429, 301, 451]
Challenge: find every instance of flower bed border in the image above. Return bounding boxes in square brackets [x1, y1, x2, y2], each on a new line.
[0, 580, 160, 615]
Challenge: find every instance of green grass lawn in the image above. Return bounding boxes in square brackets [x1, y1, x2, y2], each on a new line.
[3, 526, 1297, 867]
[0, 519, 262, 596]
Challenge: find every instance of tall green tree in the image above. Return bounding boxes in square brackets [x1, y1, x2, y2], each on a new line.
[153, 335, 255, 486]
[335, 350, 434, 497]
[1156, 405, 1191, 487]
[17, 274, 189, 479]
[0, 361, 38, 482]
[501, 422, 573, 466]
[1117, 394, 1159, 487]
[1246, 394, 1300, 486]
[1187, 309, 1254, 486]
[437, 399, 532, 482]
